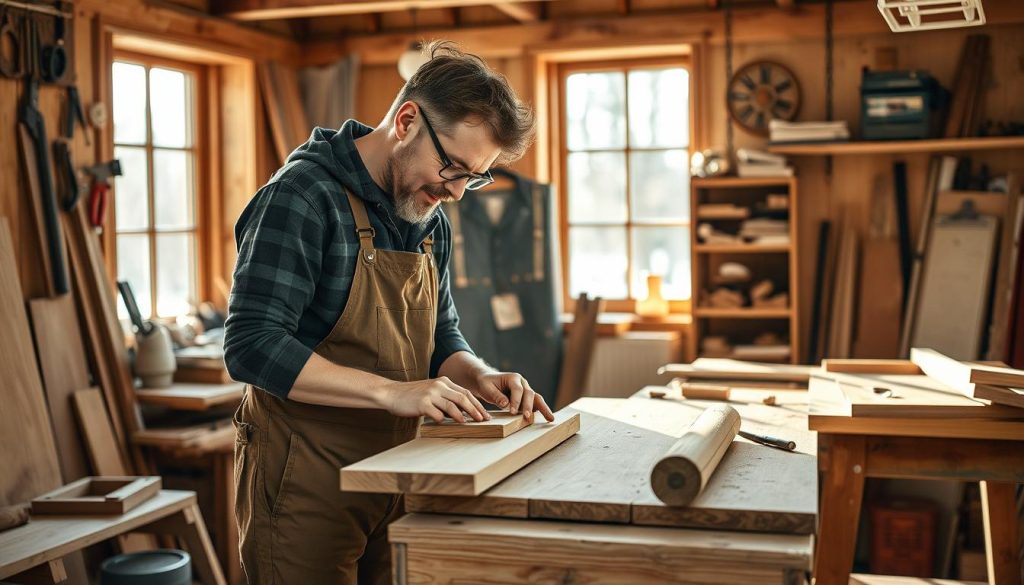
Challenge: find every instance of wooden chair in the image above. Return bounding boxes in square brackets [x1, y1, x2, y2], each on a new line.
[554, 293, 604, 409]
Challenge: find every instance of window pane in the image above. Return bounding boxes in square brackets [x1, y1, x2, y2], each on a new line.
[632, 227, 691, 300]
[629, 150, 689, 222]
[568, 151, 627, 224]
[116, 234, 152, 319]
[113, 146, 149, 231]
[570, 227, 628, 299]
[112, 62, 147, 145]
[150, 68, 191, 148]
[629, 68, 689, 148]
[155, 233, 195, 317]
[566, 71, 626, 151]
[154, 149, 194, 230]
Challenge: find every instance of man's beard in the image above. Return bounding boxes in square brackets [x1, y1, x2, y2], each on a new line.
[382, 150, 451, 225]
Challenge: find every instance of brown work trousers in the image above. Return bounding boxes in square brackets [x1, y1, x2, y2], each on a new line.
[234, 190, 438, 584]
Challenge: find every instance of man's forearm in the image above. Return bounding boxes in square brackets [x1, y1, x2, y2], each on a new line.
[288, 352, 394, 408]
[438, 350, 495, 394]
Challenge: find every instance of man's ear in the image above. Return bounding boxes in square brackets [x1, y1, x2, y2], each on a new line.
[393, 101, 419, 142]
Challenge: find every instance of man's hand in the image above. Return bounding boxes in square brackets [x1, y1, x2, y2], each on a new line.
[472, 372, 555, 423]
[381, 377, 491, 424]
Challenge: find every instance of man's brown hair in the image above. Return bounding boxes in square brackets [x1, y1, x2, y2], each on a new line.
[390, 40, 536, 165]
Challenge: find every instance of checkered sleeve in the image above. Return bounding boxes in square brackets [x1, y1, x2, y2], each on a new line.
[429, 213, 474, 377]
[224, 181, 324, 399]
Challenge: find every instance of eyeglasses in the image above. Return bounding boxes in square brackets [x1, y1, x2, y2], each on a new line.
[418, 106, 495, 191]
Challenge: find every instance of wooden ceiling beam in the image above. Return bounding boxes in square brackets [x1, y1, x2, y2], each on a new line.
[212, 0, 553, 21]
[492, 1, 542, 23]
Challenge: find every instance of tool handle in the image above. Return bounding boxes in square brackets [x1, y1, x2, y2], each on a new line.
[89, 181, 108, 227]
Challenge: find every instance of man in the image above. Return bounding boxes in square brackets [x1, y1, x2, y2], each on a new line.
[224, 41, 552, 584]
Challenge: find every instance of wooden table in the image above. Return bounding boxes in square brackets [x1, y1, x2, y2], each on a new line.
[809, 375, 1024, 585]
[0, 490, 224, 584]
[389, 386, 818, 584]
[133, 384, 242, 584]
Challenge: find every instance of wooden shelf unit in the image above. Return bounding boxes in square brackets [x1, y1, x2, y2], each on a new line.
[767, 135, 1024, 156]
[690, 177, 800, 364]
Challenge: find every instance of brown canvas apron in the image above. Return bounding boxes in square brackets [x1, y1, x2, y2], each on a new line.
[233, 190, 438, 584]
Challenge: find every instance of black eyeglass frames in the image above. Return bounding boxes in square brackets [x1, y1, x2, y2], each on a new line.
[418, 107, 495, 191]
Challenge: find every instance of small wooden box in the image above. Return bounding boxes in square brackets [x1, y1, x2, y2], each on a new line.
[31, 476, 161, 516]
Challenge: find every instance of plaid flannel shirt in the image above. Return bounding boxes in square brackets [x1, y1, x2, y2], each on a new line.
[223, 120, 472, 399]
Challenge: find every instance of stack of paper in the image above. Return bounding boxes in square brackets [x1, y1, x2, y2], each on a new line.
[769, 120, 850, 144]
[736, 148, 793, 178]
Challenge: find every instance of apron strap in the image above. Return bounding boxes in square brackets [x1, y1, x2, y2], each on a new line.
[344, 191, 376, 257]
[422, 237, 433, 256]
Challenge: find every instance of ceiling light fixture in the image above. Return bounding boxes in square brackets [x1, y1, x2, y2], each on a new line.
[878, 0, 985, 32]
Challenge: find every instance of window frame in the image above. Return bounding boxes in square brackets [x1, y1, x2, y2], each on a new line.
[556, 56, 696, 314]
[108, 49, 210, 320]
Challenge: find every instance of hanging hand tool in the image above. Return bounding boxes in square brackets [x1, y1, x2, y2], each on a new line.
[19, 16, 69, 295]
[39, 1, 67, 83]
[0, 8, 23, 79]
[83, 159, 122, 227]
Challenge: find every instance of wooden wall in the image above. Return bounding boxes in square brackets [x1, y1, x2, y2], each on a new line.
[343, 2, 1024, 358]
[0, 0, 296, 305]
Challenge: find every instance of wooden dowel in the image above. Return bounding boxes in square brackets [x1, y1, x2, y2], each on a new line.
[650, 404, 740, 506]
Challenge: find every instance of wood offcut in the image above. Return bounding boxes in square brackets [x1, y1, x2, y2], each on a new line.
[420, 412, 532, 438]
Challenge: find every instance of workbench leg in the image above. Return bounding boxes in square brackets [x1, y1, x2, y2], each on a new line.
[213, 451, 241, 584]
[143, 503, 227, 585]
[813, 434, 866, 585]
[981, 481, 1022, 585]
[11, 558, 68, 584]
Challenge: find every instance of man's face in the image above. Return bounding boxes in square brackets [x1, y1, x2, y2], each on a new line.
[385, 110, 502, 225]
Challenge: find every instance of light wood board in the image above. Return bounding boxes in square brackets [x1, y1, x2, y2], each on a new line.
[911, 347, 1024, 403]
[135, 382, 245, 411]
[821, 372, 1024, 419]
[0, 218, 63, 506]
[390, 513, 814, 584]
[808, 375, 1024, 440]
[341, 410, 580, 496]
[420, 412, 532, 438]
[822, 359, 922, 375]
[28, 295, 93, 482]
[407, 393, 817, 534]
[659, 358, 816, 383]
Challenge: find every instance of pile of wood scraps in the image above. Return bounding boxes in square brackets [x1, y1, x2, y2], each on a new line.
[659, 358, 816, 387]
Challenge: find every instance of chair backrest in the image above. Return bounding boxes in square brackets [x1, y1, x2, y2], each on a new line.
[554, 293, 604, 409]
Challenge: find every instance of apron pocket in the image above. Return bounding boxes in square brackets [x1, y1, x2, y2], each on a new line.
[376, 306, 432, 373]
[232, 410, 262, 565]
[270, 432, 304, 521]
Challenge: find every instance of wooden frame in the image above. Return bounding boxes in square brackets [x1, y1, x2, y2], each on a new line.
[31, 476, 161, 516]
[550, 52, 697, 315]
[107, 49, 208, 319]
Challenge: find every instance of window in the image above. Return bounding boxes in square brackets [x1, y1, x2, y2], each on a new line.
[559, 59, 692, 311]
[111, 55, 200, 319]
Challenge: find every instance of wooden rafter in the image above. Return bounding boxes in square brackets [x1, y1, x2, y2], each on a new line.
[492, 1, 542, 22]
[212, 0, 552, 20]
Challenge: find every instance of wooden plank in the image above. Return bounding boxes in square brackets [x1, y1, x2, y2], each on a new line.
[973, 384, 1024, 409]
[769, 136, 1024, 156]
[659, 358, 815, 383]
[0, 490, 195, 579]
[910, 348, 1024, 402]
[809, 376, 1024, 440]
[31, 477, 162, 516]
[28, 295, 93, 482]
[980, 480, 1022, 585]
[408, 394, 818, 534]
[862, 436, 1024, 483]
[826, 372, 1024, 419]
[390, 514, 814, 584]
[0, 217, 63, 507]
[850, 575, 986, 585]
[134, 382, 244, 411]
[813, 434, 866, 585]
[822, 359, 922, 375]
[71, 389, 130, 476]
[419, 412, 532, 439]
[341, 411, 580, 496]
[555, 293, 603, 408]
[217, 0, 551, 19]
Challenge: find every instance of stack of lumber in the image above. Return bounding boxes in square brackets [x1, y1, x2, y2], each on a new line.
[814, 350, 1024, 419]
[944, 35, 990, 138]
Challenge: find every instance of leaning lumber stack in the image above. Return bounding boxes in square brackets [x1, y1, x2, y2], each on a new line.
[944, 34, 990, 138]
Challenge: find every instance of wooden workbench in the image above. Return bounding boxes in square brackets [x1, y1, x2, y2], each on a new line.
[389, 386, 817, 584]
[809, 375, 1024, 585]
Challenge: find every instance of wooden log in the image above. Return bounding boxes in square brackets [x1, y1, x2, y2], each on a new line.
[650, 404, 740, 507]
